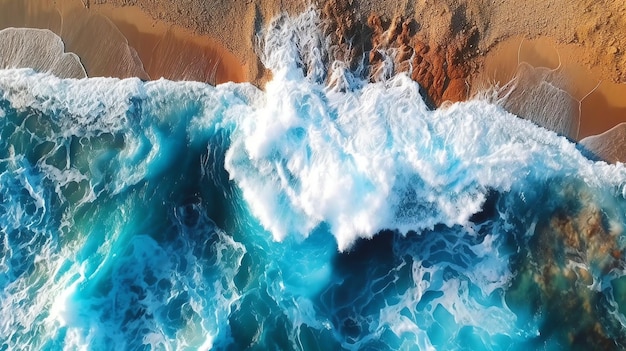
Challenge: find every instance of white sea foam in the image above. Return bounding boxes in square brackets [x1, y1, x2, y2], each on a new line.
[1, 30, 626, 253]
[222, 10, 626, 250]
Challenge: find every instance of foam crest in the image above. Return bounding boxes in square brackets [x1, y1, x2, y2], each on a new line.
[0, 69, 257, 196]
[4, 12, 624, 254]
[226, 72, 626, 250]
[259, 8, 328, 83]
[222, 9, 626, 251]
[0, 69, 137, 135]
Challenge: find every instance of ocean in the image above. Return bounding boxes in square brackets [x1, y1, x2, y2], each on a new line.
[1, 10, 626, 351]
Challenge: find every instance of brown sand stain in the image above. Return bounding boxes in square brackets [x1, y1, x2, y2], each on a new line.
[321, 0, 372, 69]
[581, 83, 626, 139]
[320, 0, 478, 106]
[367, 13, 476, 105]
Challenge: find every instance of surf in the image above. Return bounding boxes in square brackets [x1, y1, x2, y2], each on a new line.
[0, 8, 625, 351]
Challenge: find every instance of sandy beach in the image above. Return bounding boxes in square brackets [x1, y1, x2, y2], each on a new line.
[1, 0, 625, 158]
[0, 0, 245, 83]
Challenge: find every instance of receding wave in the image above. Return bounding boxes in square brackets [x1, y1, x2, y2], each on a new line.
[481, 62, 580, 139]
[581, 122, 626, 163]
[0, 0, 148, 79]
[0, 28, 85, 78]
[57, 7, 148, 79]
[0, 0, 244, 83]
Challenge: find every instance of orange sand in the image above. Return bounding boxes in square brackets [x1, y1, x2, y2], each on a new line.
[0, 0, 245, 84]
[479, 37, 626, 139]
[87, 3, 245, 84]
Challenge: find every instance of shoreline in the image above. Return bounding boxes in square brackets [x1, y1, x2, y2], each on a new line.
[476, 37, 626, 139]
[87, 0, 626, 144]
[86, 3, 245, 84]
[1, 0, 626, 156]
[0, 0, 245, 84]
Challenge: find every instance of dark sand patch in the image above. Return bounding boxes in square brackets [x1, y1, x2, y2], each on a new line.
[0, 0, 61, 32]
[581, 83, 626, 139]
[56, 1, 148, 79]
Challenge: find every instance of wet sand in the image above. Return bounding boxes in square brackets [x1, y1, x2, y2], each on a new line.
[478, 37, 626, 140]
[0, 27, 86, 79]
[0, 0, 244, 84]
[0, 0, 147, 79]
[582, 84, 626, 139]
[87, 3, 245, 84]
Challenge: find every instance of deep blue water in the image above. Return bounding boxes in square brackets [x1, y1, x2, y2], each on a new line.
[1, 10, 626, 351]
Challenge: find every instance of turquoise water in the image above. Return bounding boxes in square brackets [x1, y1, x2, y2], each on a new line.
[1, 10, 626, 351]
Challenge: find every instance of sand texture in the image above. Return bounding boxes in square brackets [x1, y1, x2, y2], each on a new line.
[91, 0, 626, 80]
[89, 0, 626, 141]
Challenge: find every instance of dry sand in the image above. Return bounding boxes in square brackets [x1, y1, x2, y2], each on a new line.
[1, 0, 626, 159]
